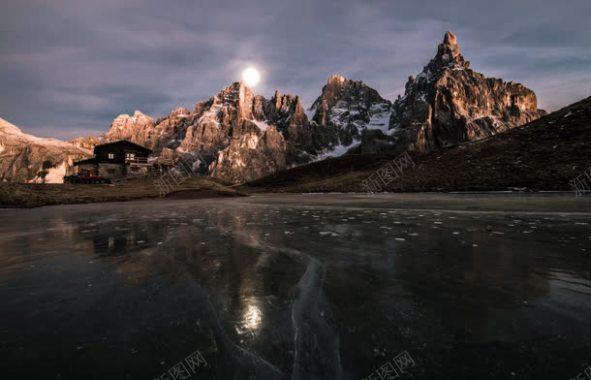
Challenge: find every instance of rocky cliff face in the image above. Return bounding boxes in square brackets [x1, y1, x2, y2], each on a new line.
[0, 118, 91, 183]
[263, 90, 327, 164]
[93, 32, 546, 183]
[105, 110, 161, 150]
[390, 32, 546, 152]
[69, 135, 104, 150]
[104, 83, 329, 183]
[196, 83, 291, 183]
[309, 75, 395, 155]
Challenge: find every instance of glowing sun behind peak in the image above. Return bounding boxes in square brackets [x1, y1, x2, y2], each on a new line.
[242, 67, 261, 87]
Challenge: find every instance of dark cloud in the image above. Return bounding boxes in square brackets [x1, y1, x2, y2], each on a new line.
[1, 0, 589, 139]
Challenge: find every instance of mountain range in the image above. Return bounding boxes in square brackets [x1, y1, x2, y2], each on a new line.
[1, 32, 550, 184]
[245, 95, 591, 193]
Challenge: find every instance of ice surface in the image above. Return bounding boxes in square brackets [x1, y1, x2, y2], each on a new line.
[1, 194, 590, 379]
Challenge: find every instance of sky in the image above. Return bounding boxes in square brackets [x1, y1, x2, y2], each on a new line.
[1, 0, 590, 140]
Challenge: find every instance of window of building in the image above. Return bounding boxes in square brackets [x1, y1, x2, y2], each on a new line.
[125, 153, 135, 160]
[108, 153, 115, 159]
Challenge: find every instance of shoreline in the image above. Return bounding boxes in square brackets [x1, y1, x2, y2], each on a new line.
[0, 178, 247, 208]
[3, 187, 590, 214]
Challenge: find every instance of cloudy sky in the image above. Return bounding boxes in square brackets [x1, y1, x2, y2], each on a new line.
[1, 0, 590, 139]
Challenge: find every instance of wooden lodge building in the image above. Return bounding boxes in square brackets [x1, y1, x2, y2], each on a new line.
[73, 140, 154, 179]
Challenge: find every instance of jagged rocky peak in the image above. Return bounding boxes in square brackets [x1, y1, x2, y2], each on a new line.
[390, 31, 546, 152]
[105, 110, 157, 149]
[170, 107, 190, 118]
[69, 135, 103, 151]
[206, 84, 289, 183]
[211, 81, 256, 120]
[432, 31, 468, 69]
[313, 75, 386, 109]
[272, 90, 297, 110]
[100, 77, 393, 184]
[411, 31, 470, 89]
[311, 74, 391, 122]
[309, 74, 394, 151]
[212, 81, 252, 101]
[268, 90, 306, 122]
[108, 110, 154, 135]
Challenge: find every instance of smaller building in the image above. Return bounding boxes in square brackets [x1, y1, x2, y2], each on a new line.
[73, 140, 153, 179]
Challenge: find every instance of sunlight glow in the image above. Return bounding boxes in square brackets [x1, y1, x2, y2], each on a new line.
[242, 303, 262, 331]
[242, 67, 261, 87]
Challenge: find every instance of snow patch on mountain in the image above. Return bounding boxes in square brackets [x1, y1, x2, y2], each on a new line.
[313, 139, 361, 161]
[253, 120, 271, 132]
[367, 104, 393, 135]
[29, 161, 68, 184]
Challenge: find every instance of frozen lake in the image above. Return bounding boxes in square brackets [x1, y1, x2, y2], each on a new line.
[1, 194, 590, 379]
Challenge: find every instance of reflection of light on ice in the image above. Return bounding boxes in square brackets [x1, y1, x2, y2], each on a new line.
[243, 303, 262, 331]
[236, 300, 262, 335]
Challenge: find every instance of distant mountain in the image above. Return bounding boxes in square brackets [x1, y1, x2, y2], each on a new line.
[60, 31, 549, 185]
[103, 83, 334, 183]
[244, 96, 591, 193]
[309, 75, 395, 155]
[69, 135, 103, 150]
[390, 31, 546, 152]
[100, 77, 396, 183]
[0, 118, 91, 183]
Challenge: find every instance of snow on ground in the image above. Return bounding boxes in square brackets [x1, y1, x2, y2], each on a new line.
[329, 104, 349, 126]
[312, 139, 362, 162]
[43, 162, 68, 183]
[28, 161, 67, 184]
[367, 104, 393, 135]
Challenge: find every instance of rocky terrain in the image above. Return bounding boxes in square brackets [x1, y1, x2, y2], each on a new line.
[309, 75, 395, 155]
[244, 96, 591, 193]
[0, 118, 91, 183]
[96, 32, 547, 184]
[102, 83, 339, 183]
[390, 32, 546, 152]
[69, 135, 104, 151]
[1, 32, 554, 185]
[97, 77, 399, 184]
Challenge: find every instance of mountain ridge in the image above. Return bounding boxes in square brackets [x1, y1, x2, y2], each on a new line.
[1, 32, 554, 184]
[390, 31, 546, 152]
[0, 118, 91, 183]
[243, 96, 591, 192]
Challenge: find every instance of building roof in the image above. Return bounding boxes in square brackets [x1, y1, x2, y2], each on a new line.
[94, 140, 152, 154]
[74, 157, 98, 166]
